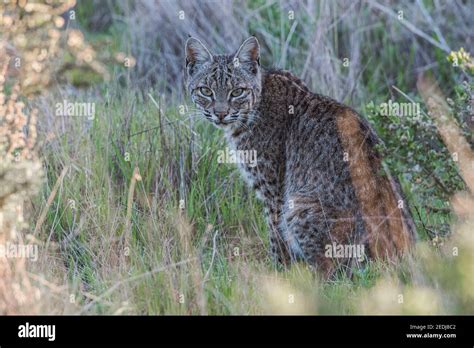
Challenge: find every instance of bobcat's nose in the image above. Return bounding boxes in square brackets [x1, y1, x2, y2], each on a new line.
[215, 110, 228, 121]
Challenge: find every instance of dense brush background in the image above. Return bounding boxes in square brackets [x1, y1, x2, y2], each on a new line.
[1, 0, 473, 314]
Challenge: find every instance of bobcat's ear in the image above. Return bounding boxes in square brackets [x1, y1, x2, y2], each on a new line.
[235, 36, 260, 65]
[185, 37, 213, 74]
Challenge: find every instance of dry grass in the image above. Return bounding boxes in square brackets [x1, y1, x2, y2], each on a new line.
[113, 0, 471, 105]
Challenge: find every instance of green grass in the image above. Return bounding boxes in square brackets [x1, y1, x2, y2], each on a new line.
[31, 83, 473, 315]
[27, 0, 473, 315]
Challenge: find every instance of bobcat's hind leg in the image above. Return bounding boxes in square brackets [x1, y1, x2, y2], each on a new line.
[266, 210, 291, 267]
[282, 195, 362, 278]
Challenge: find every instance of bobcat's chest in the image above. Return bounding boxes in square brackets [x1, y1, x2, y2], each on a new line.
[225, 131, 280, 203]
[237, 161, 265, 199]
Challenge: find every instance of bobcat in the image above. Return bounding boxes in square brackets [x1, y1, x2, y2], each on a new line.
[184, 36, 416, 277]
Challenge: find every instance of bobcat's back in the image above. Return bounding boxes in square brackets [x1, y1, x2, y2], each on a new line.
[228, 69, 415, 274]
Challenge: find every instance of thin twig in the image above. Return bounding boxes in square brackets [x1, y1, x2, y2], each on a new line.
[34, 165, 69, 236]
[124, 166, 141, 240]
[203, 229, 219, 284]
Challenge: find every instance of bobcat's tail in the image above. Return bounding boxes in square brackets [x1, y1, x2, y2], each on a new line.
[336, 108, 416, 259]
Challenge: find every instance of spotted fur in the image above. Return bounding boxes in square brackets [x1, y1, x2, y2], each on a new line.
[184, 37, 416, 277]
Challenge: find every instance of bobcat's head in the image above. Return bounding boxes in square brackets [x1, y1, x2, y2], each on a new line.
[184, 37, 262, 128]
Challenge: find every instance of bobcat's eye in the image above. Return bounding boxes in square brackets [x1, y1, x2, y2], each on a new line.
[230, 88, 244, 98]
[199, 87, 213, 97]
